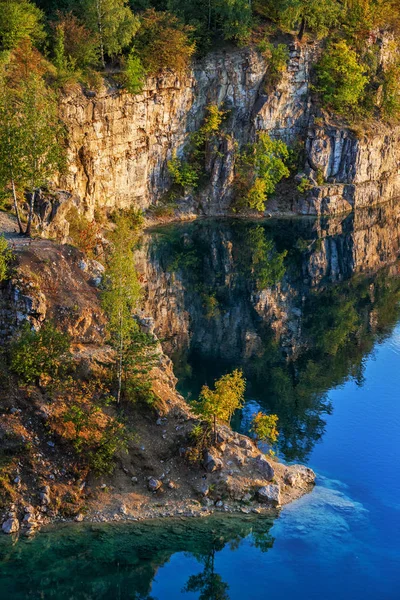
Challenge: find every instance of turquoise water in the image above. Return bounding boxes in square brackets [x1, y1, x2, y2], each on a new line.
[1, 213, 400, 598]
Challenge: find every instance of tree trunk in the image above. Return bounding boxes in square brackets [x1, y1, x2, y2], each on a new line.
[25, 190, 36, 237]
[11, 177, 25, 235]
[298, 17, 306, 40]
[96, 0, 106, 69]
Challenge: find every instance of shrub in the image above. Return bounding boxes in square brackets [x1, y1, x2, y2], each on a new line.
[315, 40, 368, 115]
[381, 62, 400, 122]
[236, 133, 290, 212]
[0, 235, 12, 282]
[10, 321, 71, 385]
[67, 207, 101, 258]
[297, 176, 312, 193]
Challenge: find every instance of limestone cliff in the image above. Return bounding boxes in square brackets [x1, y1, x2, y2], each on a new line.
[57, 40, 400, 220]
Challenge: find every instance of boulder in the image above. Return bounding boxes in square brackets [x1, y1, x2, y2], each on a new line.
[148, 477, 162, 492]
[254, 454, 274, 481]
[203, 451, 223, 473]
[2, 518, 20, 534]
[239, 436, 253, 450]
[284, 465, 315, 487]
[257, 484, 281, 506]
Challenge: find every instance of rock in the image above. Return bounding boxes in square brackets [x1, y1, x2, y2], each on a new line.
[148, 478, 162, 492]
[215, 500, 223, 508]
[167, 481, 176, 489]
[239, 437, 253, 450]
[203, 450, 223, 473]
[2, 518, 19, 534]
[13, 476, 21, 484]
[120, 504, 127, 515]
[47, 441, 55, 448]
[75, 513, 84, 522]
[254, 454, 274, 481]
[131, 476, 138, 484]
[257, 484, 281, 506]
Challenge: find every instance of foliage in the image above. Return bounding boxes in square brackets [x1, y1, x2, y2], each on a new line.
[67, 207, 101, 258]
[0, 42, 66, 235]
[0, 0, 45, 51]
[122, 49, 146, 94]
[315, 41, 368, 115]
[168, 153, 199, 189]
[50, 379, 131, 474]
[235, 133, 290, 212]
[194, 369, 246, 441]
[134, 9, 196, 75]
[168, 104, 227, 192]
[102, 213, 156, 404]
[81, 0, 139, 65]
[275, 0, 342, 39]
[0, 235, 13, 282]
[297, 176, 312, 193]
[258, 42, 289, 91]
[381, 61, 400, 122]
[52, 13, 99, 75]
[251, 411, 279, 446]
[10, 321, 71, 385]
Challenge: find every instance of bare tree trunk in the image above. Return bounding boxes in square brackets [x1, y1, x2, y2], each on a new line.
[96, 0, 106, 69]
[25, 190, 36, 237]
[10, 176, 25, 234]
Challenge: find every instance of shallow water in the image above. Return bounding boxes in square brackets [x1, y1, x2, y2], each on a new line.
[2, 208, 400, 599]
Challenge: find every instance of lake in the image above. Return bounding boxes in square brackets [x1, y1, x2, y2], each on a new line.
[1, 205, 400, 599]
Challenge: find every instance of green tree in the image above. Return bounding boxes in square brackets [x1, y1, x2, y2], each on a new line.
[0, 42, 66, 235]
[82, 0, 139, 67]
[0, 0, 45, 51]
[278, 0, 341, 39]
[195, 369, 245, 443]
[236, 133, 290, 212]
[53, 13, 99, 72]
[315, 40, 368, 114]
[10, 321, 71, 385]
[101, 214, 156, 404]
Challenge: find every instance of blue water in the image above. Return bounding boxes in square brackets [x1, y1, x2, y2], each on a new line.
[150, 328, 400, 600]
[1, 215, 400, 599]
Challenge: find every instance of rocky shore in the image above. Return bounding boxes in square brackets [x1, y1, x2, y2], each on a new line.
[0, 231, 315, 537]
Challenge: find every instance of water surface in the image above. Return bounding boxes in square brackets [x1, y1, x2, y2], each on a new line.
[2, 206, 400, 598]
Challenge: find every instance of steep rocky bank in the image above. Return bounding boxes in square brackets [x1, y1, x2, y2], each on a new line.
[49, 40, 400, 227]
[0, 228, 315, 536]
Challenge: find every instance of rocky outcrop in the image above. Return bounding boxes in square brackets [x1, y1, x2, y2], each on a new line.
[55, 39, 400, 221]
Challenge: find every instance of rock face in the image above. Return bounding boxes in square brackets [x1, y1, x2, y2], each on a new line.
[57, 40, 400, 219]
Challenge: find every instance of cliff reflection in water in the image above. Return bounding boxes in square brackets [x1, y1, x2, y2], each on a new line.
[0, 516, 275, 599]
[142, 202, 400, 462]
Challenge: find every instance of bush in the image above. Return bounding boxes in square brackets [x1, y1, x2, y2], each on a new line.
[381, 62, 400, 122]
[10, 321, 71, 384]
[315, 41, 368, 115]
[0, 235, 12, 282]
[236, 133, 290, 212]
